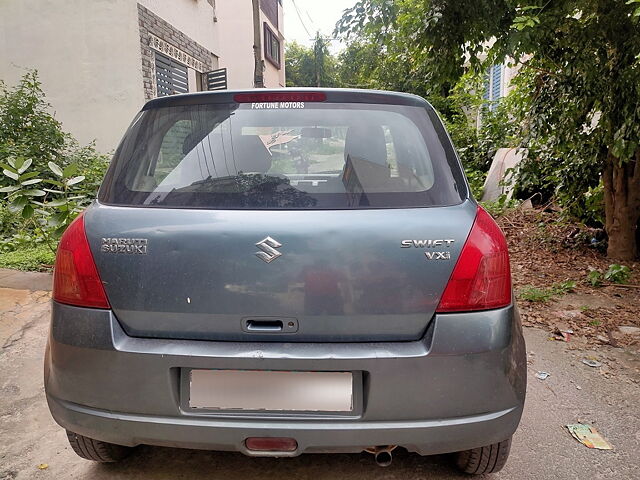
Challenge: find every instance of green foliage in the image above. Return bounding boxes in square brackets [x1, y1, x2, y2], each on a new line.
[0, 244, 56, 271]
[335, 41, 382, 88]
[0, 71, 109, 262]
[465, 168, 486, 199]
[443, 74, 519, 200]
[0, 156, 93, 251]
[0, 71, 66, 174]
[587, 264, 632, 286]
[519, 286, 554, 303]
[605, 264, 631, 284]
[587, 269, 604, 287]
[0, 202, 24, 238]
[481, 194, 519, 217]
[519, 280, 576, 302]
[285, 35, 340, 87]
[580, 182, 605, 227]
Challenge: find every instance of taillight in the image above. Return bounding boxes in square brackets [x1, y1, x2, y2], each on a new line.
[53, 213, 110, 309]
[233, 91, 326, 103]
[436, 206, 511, 312]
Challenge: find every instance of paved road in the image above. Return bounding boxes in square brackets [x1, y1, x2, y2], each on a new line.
[1, 270, 639, 480]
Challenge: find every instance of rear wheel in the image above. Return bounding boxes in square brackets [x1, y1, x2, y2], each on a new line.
[454, 437, 511, 475]
[66, 430, 132, 462]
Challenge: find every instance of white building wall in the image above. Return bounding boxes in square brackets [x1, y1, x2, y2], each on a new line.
[216, 0, 285, 89]
[0, 0, 144, 152]
[261, 8, 285, 88]
[215, 0, 256, 89]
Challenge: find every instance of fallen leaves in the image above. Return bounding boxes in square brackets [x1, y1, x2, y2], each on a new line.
[497, 208, 640, 349]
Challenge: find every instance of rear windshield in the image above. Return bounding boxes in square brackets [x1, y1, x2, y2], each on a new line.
[99, 101, 465, 209]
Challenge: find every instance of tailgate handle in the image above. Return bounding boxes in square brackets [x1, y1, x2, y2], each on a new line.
[242, 317, 298, 333]
[247, 319, 282, 331]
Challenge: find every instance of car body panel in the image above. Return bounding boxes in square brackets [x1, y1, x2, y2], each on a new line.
[84, 201, 477, 342]
[45, 301, 526, 455]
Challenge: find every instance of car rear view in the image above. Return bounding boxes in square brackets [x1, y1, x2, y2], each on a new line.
[44, 89, 526, 474]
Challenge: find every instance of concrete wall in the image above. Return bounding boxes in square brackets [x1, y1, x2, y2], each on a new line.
[216, 0, 285, 89]
[262, 5, 285, 88]
[215, 0, 255, 89]
[0, 0, 144, 152]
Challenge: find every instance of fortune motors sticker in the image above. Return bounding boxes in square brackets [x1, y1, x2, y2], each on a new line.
[251, 102, 305, 109]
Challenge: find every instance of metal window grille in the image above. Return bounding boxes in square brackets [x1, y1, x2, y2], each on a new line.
[155, 52, 189, 97]
[483, 64, 503, 111]
[491, 64, 503, 100]
[204, 68, 228, 91]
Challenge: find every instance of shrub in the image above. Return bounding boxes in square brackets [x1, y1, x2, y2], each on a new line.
[0, 71, 109, 259]
[0, 71, 66, 178]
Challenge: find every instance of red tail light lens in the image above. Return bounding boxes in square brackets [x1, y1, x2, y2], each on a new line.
[436, 206, 511, 312]
[233, 92, 326, 103]
[53, 213, 110, 309]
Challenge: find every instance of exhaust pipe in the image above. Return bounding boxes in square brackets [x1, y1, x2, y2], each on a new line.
[366, 446, 396, 467]
[374, 449, 393, 467]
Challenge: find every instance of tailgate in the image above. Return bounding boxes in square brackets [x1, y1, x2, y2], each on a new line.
[85, 202, 476, 342]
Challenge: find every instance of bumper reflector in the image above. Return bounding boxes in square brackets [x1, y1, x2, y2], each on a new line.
[245, 437, 298, 452]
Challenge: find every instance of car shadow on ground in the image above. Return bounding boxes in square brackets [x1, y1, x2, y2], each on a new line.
[92, 447, 467, 479]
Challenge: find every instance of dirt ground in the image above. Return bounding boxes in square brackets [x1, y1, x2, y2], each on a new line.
[498, 207, 640, 352]
[1, 264, 640, 479]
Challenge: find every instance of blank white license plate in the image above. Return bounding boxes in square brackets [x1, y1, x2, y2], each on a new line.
[189, 370, 353, 412]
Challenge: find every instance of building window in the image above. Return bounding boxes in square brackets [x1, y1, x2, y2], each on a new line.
[264, 23, 281, 69]
[155, 52, 189, 97]
[483, 64, 503, 110]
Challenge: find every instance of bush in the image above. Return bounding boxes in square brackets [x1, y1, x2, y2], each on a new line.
[442, 73, 518, 199]
[0, 71, 66, 178]
[508, 67, 605, 224]
[0, 71, 109, 262]
[0, 202, 24, 238]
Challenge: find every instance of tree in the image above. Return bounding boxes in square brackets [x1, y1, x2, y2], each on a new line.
[337, 0, 640, 259]
[285, 35, 339, 87]
[336, 41, 382, 88]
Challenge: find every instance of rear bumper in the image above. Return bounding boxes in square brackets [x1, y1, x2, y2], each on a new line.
[44, 302, 526, 456]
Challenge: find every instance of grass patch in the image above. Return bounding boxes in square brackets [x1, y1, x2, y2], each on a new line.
[0, 245, 55, 271]
[518, 280, 576, 302]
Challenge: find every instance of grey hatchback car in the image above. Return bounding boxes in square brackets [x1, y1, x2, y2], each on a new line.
[45, 89, 526, 474]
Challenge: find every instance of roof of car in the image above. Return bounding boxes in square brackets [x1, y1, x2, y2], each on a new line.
[143, 87, 431, 110]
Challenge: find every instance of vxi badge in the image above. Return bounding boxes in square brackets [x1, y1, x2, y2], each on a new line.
[401, 239, 455, 260]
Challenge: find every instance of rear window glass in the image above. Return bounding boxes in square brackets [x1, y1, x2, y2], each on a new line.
[99, 102, 464, 209]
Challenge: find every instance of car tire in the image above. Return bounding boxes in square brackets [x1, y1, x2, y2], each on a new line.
[454, 437, 511, 474]
[66, 430, 132, 462]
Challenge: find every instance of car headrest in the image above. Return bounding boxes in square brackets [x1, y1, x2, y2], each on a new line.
[231, 135, 272, 174]
[344, 124, 387, 166]
[182, 130, 208, 155]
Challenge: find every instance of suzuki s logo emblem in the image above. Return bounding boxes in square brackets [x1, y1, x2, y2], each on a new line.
[255, 236, 283, 263]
